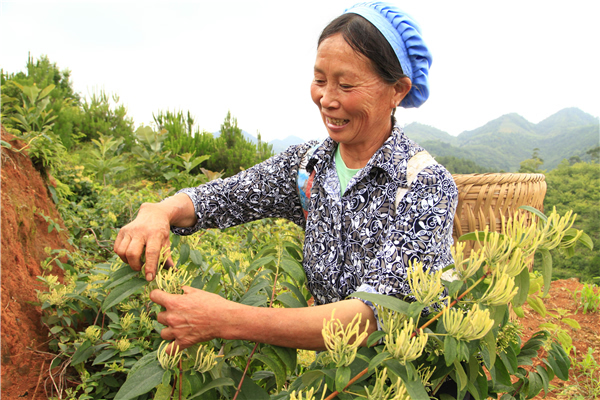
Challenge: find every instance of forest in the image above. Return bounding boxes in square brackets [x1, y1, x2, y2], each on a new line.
[1, 56, 598, 400]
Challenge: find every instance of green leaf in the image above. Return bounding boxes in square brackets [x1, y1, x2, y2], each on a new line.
[539, 248, 552, 297]
[247, 256, 275, 272]
[114, 357, 164, 400]
[177, 243, 190, 266]
[104, 270, 139, 291]
[383, 359, 430, 399]
[499, 346, 518, 374]
[407, 302, 426, 321]
[535, 365, 550, 394]
[229, 368, 269, 400]
[561, 318, 581, 330]
[520, 205, 548, 223]
[528, 371, 543, 397]
[512, 267, 530, 307]
[349, 292, 409, 314]
[444, 335, 458, 366]
[188, 377, 235, 399]
[527, 295, 547, 317]
[576, 231, 594, 250]
[255, 347, 287, 391]
[280, 281, 308, 307]
[154, 383, 172, 400]
[204, 272, 222, 293]
[280, 257, 306, 286]
[335, 366, 351, 393]
[491, 356, 512, 388]
[480, 330, 496, 370]
[70, 340, 94, 366]
[453, 360, 468, 391]
[92, 349, 118, 366]
[38, 84, 56, 100]
[102, 278, 147, 312]
[368, 351, 390, 373]
[239, 279, 269, 305]
[269, 345, 297, 375]
[277, 292, 305, 308]
[367, 330, 386, 348]
[190, 249, 203, 266]
[50, 326, 63, 334]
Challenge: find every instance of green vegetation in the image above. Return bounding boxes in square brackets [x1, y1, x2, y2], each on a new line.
[2, 55, 597, 399]
[543, 160, 600, 282]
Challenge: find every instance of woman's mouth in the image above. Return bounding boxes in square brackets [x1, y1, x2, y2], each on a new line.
[326, 117, 349, 126]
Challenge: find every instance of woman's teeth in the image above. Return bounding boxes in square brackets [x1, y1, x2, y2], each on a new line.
[328, 117, 348, 126]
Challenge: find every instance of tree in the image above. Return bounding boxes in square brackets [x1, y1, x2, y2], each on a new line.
[543, 160, 600, 280]
[519, 148, 545, 173]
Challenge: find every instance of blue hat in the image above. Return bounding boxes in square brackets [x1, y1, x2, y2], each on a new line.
[344, 2, 432, 108]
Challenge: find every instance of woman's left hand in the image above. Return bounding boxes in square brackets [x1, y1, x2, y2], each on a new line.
[151, 286, 235, 352]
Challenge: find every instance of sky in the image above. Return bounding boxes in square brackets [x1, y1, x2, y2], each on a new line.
[1, 0, 599, 143]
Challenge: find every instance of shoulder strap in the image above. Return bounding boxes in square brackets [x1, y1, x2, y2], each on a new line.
[394, 150, 438, 209]
[297, 144, 320, 220]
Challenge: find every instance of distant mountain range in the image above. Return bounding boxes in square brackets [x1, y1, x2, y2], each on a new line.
[404, 108, 599, 171]
[236, 107, 599, 172]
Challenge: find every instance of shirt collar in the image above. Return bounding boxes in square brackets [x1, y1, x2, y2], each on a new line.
[307, 125, 423, 185]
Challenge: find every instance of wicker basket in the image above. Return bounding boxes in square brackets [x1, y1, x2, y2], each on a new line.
[451, 173, 547, 259]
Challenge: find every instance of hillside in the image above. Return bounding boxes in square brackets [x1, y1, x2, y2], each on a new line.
[403, 108, 599, 171]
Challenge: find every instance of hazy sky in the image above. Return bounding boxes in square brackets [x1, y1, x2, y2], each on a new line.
[2, 0, 599, 142]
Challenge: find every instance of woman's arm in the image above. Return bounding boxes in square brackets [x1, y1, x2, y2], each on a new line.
[151, 286, 377, 351]
[113, 193, 197, 280]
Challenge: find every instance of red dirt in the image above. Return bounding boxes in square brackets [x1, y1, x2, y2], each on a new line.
[1, 127, 71, 399]
[519, 278, 600, 400]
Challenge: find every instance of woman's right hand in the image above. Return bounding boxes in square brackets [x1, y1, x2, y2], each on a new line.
[114, 194, 197, 281]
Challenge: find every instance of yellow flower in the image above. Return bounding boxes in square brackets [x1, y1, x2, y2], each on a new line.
[192, 344, 218, 373]
[406, 261, 444, 306]
[384, 318, 428, 365]
[322, 310, 370, 368]
[443, 304, 494, 341]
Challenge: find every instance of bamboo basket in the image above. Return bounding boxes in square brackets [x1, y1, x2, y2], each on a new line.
[451, 173, 547, 266]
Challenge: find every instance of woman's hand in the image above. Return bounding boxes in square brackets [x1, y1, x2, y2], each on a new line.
[151, 286, 234, 352]
[114, 194, 197, 281]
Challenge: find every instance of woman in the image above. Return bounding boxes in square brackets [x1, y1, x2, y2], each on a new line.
[114, 2, 458, 352]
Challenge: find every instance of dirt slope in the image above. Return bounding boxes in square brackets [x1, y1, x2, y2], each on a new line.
[1, 127, 71, 399]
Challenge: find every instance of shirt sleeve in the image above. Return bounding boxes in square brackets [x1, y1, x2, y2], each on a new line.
[170, 143, 314, 235]
[360, 163, 458, 303]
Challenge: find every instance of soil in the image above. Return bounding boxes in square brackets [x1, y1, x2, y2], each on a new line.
[0, 126, 598, 399]
[1, 127, 71, 399]
[519, 278, 600, 400]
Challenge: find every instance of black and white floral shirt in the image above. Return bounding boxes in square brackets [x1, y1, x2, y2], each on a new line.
[172, 125, 458, 309]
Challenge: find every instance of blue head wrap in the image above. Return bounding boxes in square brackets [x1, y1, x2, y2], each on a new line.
[343, 2, 432, 108]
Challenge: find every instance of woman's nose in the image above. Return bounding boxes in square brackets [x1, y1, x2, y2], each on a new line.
[320, 85, 339, 109]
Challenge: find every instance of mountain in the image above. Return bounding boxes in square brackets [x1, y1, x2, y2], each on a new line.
[269, 135, 307, 153]
[404, 108, 599, 172]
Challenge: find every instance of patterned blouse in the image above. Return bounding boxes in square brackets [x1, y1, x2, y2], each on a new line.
[172, 125, 458, 309]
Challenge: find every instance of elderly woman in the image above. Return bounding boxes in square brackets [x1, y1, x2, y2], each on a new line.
[114, 2, 458, 352]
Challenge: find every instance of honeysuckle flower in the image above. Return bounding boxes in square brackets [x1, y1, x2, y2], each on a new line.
[376, 305, 406, 334]
[84, 325, 101, 343]
[479, 271, 518, 306]
[155, 267, 192, 294]
[384, 318, 428, 365]
[192, 344, 218, 373]
[502, 212, 542, 259]
[407, 261, 445, 306]
[476, 227, 517, 268]
[157, 341, 182, 370]
[499, 247, 528, 278]
[322, 310, 369, 368]
[365, 368, 410, 400]
[452, 242, 485, 280]
[113, 338, 131, 352]
[289, 384, 327, 400]
[120, 313, 135, 331]
[443, 304, 494, 341]
[539, 207, 578, 250]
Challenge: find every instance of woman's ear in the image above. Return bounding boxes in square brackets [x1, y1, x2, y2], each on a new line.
[392, 77, 412, 107]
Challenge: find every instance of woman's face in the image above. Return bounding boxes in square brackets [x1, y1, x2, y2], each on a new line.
[311, 33, 406, 148]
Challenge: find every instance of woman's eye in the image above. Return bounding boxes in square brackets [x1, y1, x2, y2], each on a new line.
[314, 79, 325, 84]
[340, 84, 353, 89]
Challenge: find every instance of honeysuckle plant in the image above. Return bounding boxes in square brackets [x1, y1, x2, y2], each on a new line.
[36, 208, 592, 400]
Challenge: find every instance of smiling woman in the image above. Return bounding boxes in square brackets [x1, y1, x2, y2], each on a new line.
[115, 0, 457, 362]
